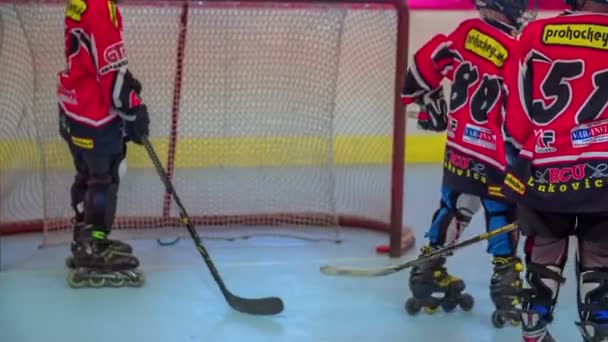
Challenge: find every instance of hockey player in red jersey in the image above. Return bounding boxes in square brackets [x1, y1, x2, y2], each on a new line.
[401, 0, 536, 327]
[58, 0, 149, 288]
[503, 0, 608, 340]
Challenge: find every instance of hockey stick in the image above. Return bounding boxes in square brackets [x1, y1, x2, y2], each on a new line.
[142, 136, 284, 315]
[320, 222, 518, 278]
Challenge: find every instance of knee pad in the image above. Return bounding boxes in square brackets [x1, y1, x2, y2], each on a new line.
[525, 235, 569, 266]
[455, 193, 481, 223]
[444, 194, 481, 245]
[426, 187, 480, 245]
[84, 175, 118, 230]
[70, 171, 88, 221]
[579, 238, 608, 270]
[426, 193, 481, 247]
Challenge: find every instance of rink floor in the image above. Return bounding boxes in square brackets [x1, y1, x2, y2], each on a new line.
[0, 165, 582, 342]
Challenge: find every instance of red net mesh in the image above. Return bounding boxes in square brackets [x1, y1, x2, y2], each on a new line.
[0, 0, 409, 256]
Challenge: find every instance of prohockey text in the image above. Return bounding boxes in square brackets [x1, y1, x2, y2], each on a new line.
[543, 24, 608, 50]
[464, 29, 508, 67]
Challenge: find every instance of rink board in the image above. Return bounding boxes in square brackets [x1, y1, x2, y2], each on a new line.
[0, 134, 446, 170]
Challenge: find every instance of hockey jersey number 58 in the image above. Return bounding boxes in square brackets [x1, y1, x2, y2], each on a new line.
[402, 18, 519, 199]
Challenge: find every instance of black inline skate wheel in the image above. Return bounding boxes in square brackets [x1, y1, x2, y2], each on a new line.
[108, 277, 126, 288]
[405, 297, 422, 315]
[458, 294, 474, 312]
[441, 300, 457, 312]
[66, 270, 86, 289]
[65, 256, 75, 269]
[491, 311, 506, 328]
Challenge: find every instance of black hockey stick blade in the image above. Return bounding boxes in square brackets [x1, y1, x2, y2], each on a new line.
[320, 223, 518, 278]
[226, 292, 284, 316]
[142, 136, 284, 315]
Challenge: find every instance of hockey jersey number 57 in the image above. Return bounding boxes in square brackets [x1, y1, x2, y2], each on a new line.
[503, 12, 608, 212]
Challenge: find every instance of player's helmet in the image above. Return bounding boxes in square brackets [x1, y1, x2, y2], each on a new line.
[565, 0, 608, 10]
[473, 0, 538, 29]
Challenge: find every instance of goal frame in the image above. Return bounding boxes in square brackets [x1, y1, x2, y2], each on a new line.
[0, 0, 411, 257]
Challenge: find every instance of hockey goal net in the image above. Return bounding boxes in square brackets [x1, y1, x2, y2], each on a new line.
[0, 0, 410, 256]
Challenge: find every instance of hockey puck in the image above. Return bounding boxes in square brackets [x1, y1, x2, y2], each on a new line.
[375, 227, 416, 255]
[376, 244, 390, 254]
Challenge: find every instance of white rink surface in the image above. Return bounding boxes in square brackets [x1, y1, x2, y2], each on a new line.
[0, 165, 581, 342]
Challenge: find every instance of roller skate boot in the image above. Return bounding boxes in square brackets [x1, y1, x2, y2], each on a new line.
[490, 256, 523, 328]
[521, 308, 555, 342]
[405, 245, 474, 315]
[576, 269, 608, 341]
[67, 226, 144, 288]
[576, 321, 608, 342]
[66, 218, 132, 268]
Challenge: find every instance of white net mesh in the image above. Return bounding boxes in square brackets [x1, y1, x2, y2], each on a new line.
[0, 0, 406, 246]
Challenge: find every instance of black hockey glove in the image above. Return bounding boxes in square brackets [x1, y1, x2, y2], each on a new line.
[121, 104, 150, 145]
[416, 87, 448, 132]
[112, 70, 150, 144]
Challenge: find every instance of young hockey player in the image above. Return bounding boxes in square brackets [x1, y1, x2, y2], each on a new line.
[502, 0, 608, 340]
[58, 0, 149, 287]
[401, 0, 536, 328]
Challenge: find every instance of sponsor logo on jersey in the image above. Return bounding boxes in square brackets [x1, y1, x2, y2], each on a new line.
[504, 173, 525, 195]
[464, 28, 508, 67]
[100, 41, 127, 74]
[526, 162, 608, 194]
[534, 129, 556, 153]
[57, 85, 78, 105]
[543, 24, 608, 50]
[447, 118, 458, 138]
[571, 118, 608, 148]
[65, 0, 87, 22]
[71, 136, 93, 150]
[449, 152, 471, 170]
[547, 164, 585, 183]
[107, 1, 118, 28]
[487, 185, 504, 198]
[463, 123, 496, 150]
[444, 150, 488, 185]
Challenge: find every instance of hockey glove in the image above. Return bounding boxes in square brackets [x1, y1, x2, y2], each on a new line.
[112, 70, 150, 144]
[416, 87, 448, 132]
[121, 105, 149, 145]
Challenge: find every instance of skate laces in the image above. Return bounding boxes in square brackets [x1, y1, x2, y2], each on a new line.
[420, 245, 434, 255]
[492, 256, 523, 270]
[491, 256, 523, 306]
[416, 245, 455, 284]
[91, 230, 106, 240]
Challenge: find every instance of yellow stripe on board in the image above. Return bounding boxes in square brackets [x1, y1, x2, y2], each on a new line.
[0, 134, 446, 170]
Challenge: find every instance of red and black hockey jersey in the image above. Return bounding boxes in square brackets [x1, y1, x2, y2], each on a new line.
[402, 18, 519, 200]
[57, 0, 129, 127]
[503, 12, 608, 213]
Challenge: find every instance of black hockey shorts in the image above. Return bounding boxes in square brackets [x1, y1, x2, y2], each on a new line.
[517, 205, 608, 269]
[59, 110, 124, 156]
